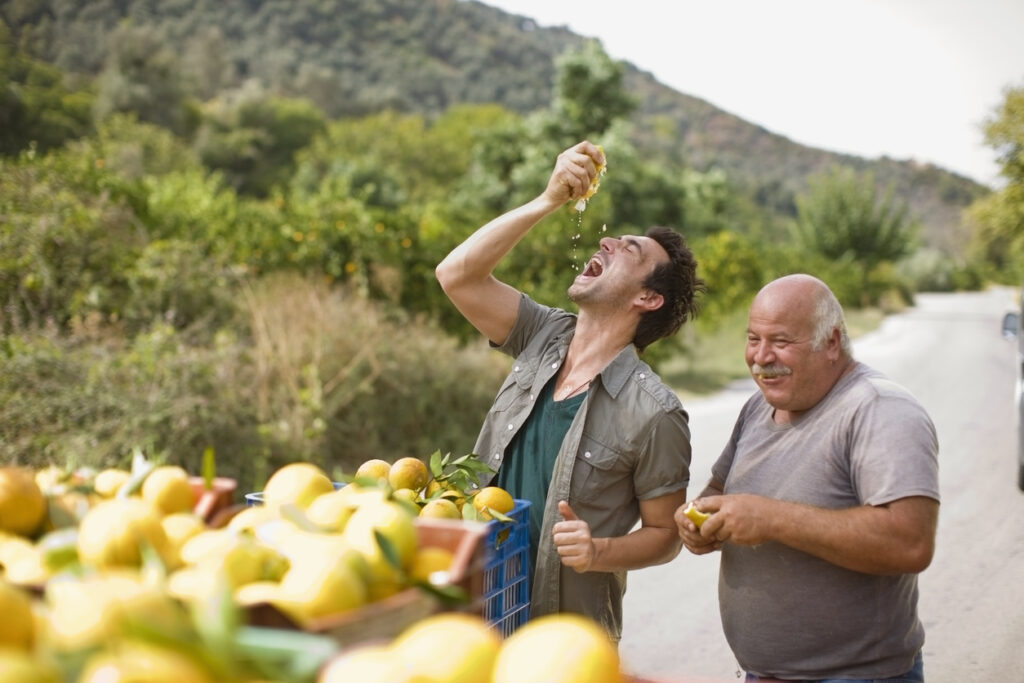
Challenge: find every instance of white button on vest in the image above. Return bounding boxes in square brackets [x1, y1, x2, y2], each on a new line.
[507, 424, 514, 430]
[584, 451, 592, 459]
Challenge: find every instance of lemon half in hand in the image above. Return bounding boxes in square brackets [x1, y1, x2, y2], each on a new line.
[683, 502, 711, 529]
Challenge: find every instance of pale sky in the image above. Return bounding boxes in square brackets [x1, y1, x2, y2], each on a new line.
[480, 0, 1024, 188]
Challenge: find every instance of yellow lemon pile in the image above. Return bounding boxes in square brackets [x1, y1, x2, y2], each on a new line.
[318, 612, 625, 683]
[347, 454, 516, 525]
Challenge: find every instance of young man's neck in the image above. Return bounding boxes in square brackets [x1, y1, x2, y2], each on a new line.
[564, 313, 636, 374]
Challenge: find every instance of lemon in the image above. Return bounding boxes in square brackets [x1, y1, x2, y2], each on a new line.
[391, 487, 420, 504]
[93, 468, 131, 498]
[0, 649, 60, 683]
[274, 547, 368, 624]
[344, 501, 417, 570]
[42, 491, 92, 531]
[227, 505, 279, 534]
[76, 498, 172, 568]
[263, 463, 334, 509]
[1, 547, 49, 587]
[408, 547, 455, 584]
[233, 580, 283, 608]
[682, 501, 711, 528]
[426, 479, 465, 507]
[318, 645, 403, 683]
[391, 613, 500, 683]
[354, 458, 392, 483]
[333, 483, 388, 509]
[472, 486, 514, 521]
[160, 513, 205, 568]
[33, 465, 67, 494]
[387, 457, 428, 493]
[305, 489, 356, 533]
[419, 498, 461, 520]
[573, 144, 606, 212]
[142, 465, 195, 515]
[46, 570, 186, 652]
[178, 529, 233, 565]
[179, 530, 288, 585]
[77, 641, 216, 683]
[222, 540, 289, 585]
[0, 533, 38, 571]
[0, 467, 47, 537]
[166, 565, 222, 603]
[343, 500, 417, 601]
[492, 614, 622, 683]
[0, 580, 34, 650]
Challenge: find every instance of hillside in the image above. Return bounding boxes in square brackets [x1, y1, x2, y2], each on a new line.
[0, 0, 988, 254]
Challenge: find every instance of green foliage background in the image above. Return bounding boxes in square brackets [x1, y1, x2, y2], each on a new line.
[0, 0, 1014, 492]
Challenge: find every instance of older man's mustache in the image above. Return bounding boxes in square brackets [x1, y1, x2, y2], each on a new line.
[752, 363, 792, 379]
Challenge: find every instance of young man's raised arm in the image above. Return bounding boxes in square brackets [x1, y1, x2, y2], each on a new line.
[435, 141, 604, 345]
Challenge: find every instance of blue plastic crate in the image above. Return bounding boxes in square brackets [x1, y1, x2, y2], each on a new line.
[482, 498, 530, 637]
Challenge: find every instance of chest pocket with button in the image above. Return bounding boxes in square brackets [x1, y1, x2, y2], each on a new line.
[491, 357, 539, 412]
[570, 432, 633, 503]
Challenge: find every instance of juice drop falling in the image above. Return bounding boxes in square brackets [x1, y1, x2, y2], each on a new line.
[571, 211, 584, 273]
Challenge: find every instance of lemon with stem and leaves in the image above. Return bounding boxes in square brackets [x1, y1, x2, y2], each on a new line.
[387, 457, 428, 493]
[469, 486, 515, 522]
[426, 450, 495, 507]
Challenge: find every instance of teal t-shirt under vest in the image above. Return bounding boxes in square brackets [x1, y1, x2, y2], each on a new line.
[496, 374, 586, 577]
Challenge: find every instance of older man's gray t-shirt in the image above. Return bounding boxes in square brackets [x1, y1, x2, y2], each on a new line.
[711, 362, 939, 679]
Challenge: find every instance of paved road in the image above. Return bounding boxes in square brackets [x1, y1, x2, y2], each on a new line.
[618, 287, 1024, 683]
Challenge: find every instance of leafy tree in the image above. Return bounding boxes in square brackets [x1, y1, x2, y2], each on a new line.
[792, 165, 918, 298]
[93, 22, 197, 137]
[986, 84, 1024, 184]
[966, 84, 1024, 282]
[541, 39, 636, 146]
[197, 94, 326, 196]
[0, 20, 93, 156]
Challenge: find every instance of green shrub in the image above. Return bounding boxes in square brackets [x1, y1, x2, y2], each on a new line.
[1, 275, 508, 494]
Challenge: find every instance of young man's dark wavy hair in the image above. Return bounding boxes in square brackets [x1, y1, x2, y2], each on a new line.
[633, 226, 705, 352]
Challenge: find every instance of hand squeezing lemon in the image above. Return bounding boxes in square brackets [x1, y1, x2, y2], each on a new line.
[573, 145, 606, 212]
[682, 501, 711, 529]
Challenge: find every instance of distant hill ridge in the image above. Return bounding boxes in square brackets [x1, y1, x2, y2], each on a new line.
[1, 0, 987, 254]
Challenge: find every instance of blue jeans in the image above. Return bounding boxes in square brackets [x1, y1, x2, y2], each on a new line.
[746, 651, 924, 682]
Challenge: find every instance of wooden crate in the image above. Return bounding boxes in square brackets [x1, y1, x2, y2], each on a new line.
[246, 517, 487, 647]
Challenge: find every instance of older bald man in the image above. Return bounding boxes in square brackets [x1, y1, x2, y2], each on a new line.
[676, 274, 939, 682]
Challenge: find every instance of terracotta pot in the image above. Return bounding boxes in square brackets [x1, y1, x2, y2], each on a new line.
[189, 476, 238, 523]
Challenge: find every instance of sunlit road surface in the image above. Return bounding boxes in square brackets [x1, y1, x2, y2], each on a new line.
[619, 287, 1024, 683]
